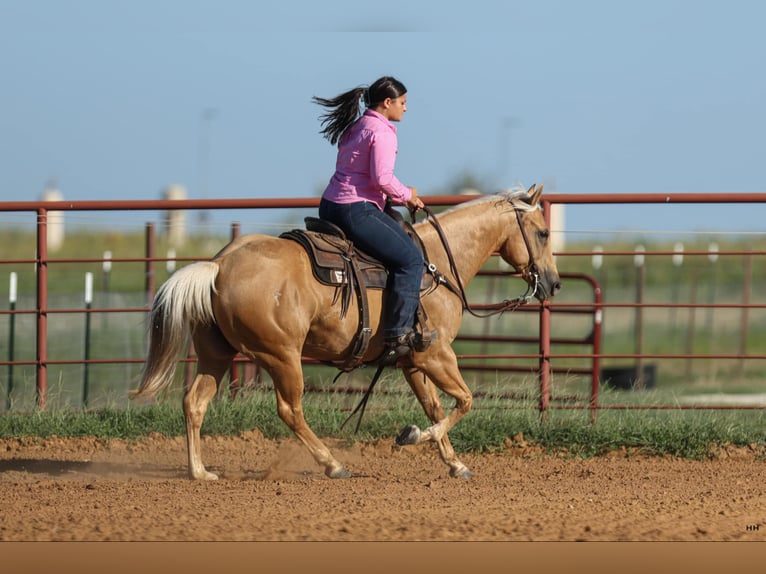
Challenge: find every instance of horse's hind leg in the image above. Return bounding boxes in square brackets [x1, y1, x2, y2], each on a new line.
[401, 367, 473, 479]
[184, 326, 236, 480]
[266, 356, 351, 478]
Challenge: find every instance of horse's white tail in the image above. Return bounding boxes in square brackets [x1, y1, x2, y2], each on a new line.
[132, 261, 219, 399]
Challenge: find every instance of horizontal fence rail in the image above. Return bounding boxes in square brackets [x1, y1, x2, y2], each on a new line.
[1, 193, 764, 418]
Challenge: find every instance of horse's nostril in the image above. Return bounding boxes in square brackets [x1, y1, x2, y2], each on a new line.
[553, 281, 562, 294]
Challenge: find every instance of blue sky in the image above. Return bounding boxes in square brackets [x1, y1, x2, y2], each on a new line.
[1, 0, 765, 236]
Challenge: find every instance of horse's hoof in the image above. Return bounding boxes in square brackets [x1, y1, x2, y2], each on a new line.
[327, 467, 352, 479]
[395, 425, 421, 446]
[191, 470, 219, 481]
[449, 466, 473, 480]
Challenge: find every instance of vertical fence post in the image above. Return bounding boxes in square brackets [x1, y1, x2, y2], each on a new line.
[36, 208, 48, 410]
[706, 242, 719, 329]
[670, 242, 684, 333]
[685, 266, 698, 378]
[591, 245, 603, 277]
[83, 272, 93, 408]
[737, 249, 752, 377]
[228, 222, 242, 398]
[706, 242, 719, 379]
[101, 250, 111, 329]
[633, 245, 646, 390]
[145, 223, 156, 382]
[6, 272, 17, 410]
[166, 248, 176, 274]
[145, 223, 156, 306]
[588, 274, 603, 425]
[590, 245, 604, 421]
[538, 201, 552, 418]
[538, 301, 551, 417]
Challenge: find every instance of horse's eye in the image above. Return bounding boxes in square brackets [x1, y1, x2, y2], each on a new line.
[538, 230, 550, 241]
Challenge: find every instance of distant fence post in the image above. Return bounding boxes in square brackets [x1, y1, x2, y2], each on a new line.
[670, 242, 684, 332]
[634, 245, 646, 390]
[591, 245, 603, 276]
[83, 272, 93, 408]
[537, 200, 553, 417]
[36, 207, 48, 410]
[685, 266, 699, 378]
[706, 243, 719, 330]
[166, 248, 176, 274]
[706, 243, 719, 379]
[145, 222, 156, 305]
[101, 250, 111, 329]
[6, 272, 17, 410]
[737, 249, 753, 377]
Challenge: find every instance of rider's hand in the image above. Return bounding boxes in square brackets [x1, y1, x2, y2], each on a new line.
[406, 187, 424, 211]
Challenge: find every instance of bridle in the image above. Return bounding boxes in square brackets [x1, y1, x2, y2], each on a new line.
[419, 204, 542, 318]
[512, 207, 542, 301]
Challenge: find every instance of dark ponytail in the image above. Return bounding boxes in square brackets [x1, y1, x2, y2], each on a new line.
[313, 76, 407, 145]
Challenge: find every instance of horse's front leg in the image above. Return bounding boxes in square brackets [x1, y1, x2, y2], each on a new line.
[399, 358, 473, 479]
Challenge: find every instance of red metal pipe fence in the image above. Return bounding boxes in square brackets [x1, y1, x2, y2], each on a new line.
[0, 192, 764, 415]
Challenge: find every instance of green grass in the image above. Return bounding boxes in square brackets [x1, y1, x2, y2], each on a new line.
[1, 378, 764, 460]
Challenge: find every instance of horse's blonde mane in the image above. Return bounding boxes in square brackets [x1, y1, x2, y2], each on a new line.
[439, 185, 540, 216]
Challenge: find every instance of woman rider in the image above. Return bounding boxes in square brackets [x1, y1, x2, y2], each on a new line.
[313, 76, 434, 365]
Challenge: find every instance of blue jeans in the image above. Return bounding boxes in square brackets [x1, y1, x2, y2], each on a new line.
[319, 198, 423, 338]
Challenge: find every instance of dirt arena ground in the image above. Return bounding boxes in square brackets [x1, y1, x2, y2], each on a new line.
[1, 432, 764, 542]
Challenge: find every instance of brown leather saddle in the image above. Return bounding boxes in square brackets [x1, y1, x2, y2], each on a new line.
[280, 215, 435, 371]
[282, 218, 389, 292]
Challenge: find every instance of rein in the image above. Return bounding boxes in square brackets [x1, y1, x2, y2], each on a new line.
[420, 205, 540, 318]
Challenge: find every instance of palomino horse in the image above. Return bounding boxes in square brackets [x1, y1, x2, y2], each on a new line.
[133, 184, 560, 480]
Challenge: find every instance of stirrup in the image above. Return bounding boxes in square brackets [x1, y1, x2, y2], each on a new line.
[378, 334, 412, 366]
[412, 329, 438, 352]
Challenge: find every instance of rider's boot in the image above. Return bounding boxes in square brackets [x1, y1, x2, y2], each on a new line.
[379, 329, 439, 365]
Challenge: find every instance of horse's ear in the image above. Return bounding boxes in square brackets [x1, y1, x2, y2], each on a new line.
[528, 183, 544, 206]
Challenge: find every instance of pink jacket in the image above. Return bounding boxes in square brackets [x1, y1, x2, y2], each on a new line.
[321, 109, 412, 210]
